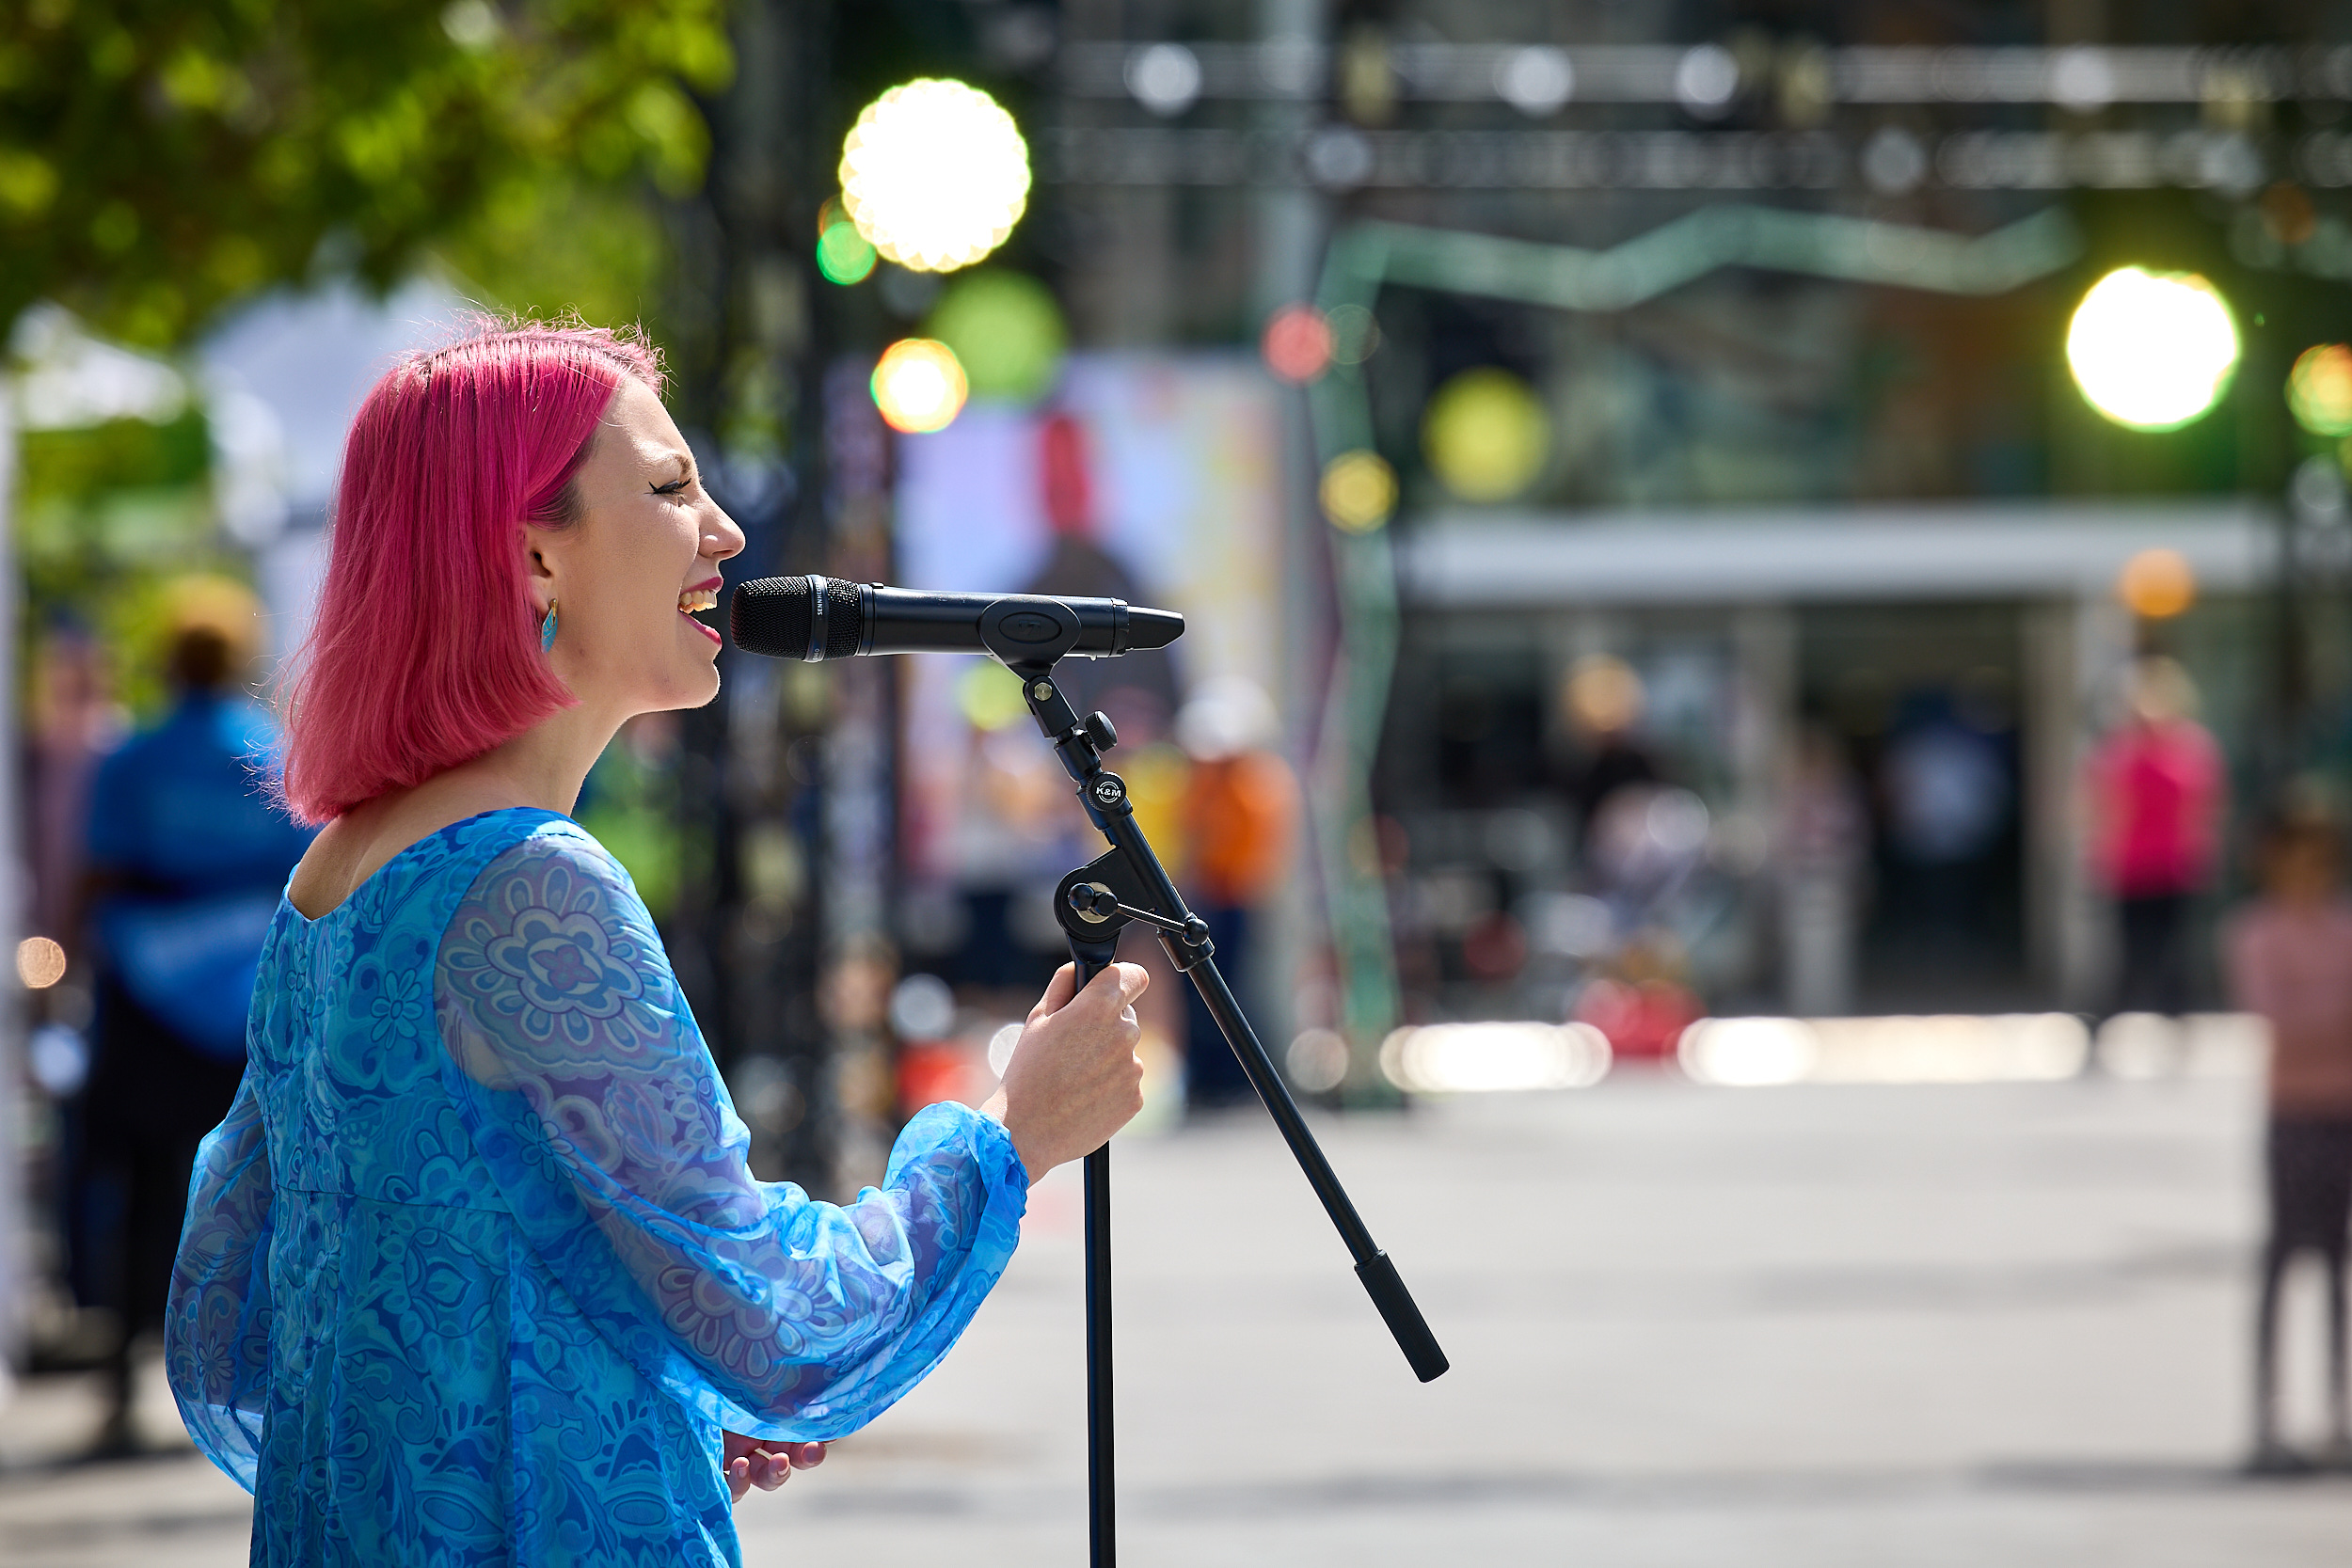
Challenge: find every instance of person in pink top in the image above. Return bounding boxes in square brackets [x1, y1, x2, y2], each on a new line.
[2088, 657, 2226, 1018]
[2224, 812, 2352, 1471]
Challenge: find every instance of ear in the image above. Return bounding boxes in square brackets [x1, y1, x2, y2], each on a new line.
[522, 524, 558, 612]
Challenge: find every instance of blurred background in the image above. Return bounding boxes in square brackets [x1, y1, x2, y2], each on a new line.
[10, 0, 2352, 1562]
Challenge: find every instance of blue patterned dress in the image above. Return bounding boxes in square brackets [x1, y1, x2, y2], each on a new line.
[167, 808, 1028, 1566]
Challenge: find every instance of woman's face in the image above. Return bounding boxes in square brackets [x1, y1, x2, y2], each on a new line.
[533, 379, 745, 717]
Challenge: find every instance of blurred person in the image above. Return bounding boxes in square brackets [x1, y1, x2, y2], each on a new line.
[1779, 725, 1869, 1016]
[1174, 677, 1299, 1109]
[953, 718, 1089, 988]
[2223, 811, 2352, 1471]
[2089, 656, 2224, 1017]
[167, 322, 1149, 1563]
[1559, 654, 1658, 834]
[1585, 782, 1711, 927]
[25, 619, 122, 948]
[1880, 690, 2011, 947]
[75, 578, 313, 1451]
[25, 620, 124, 1325]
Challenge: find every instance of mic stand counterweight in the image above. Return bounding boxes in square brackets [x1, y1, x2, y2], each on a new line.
[983, 604, 1448, 1568]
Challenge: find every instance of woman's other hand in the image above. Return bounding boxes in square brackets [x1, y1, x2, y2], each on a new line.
[985, 962, 1149, 1178]
[724, 1432, 825, 1503]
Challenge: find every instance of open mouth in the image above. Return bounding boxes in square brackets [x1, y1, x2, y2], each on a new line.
[677, 587, 719, 615]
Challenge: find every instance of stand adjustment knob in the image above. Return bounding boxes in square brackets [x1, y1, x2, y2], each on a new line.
[1082, 710, 1120, 751]
[1069, 883, 1120, 922]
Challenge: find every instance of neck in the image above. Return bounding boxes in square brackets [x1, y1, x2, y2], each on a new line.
[445, 697, 630, 816]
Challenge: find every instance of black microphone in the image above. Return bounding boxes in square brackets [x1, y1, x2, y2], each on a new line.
[729, 575, 1184, 662]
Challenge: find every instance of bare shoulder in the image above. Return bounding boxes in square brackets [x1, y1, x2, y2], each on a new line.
[287, 778, 532, 919]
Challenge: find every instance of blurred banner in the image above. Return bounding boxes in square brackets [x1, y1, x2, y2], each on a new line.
[894, 354, 1285, 988]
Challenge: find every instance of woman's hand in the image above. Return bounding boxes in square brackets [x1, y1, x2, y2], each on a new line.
[984, 962, 1149, 1179]
[724, 1432, 825, 1503]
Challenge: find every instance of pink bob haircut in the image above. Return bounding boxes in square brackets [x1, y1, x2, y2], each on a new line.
[278, 319, 663, 824]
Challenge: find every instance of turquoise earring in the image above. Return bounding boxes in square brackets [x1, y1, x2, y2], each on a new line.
[541, 599, 558, 653]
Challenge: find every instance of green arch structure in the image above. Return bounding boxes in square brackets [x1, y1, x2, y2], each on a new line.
[1302, 205, 2085, 1090]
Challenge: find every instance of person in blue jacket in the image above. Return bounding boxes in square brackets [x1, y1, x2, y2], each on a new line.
[80, 579, 314, 1451]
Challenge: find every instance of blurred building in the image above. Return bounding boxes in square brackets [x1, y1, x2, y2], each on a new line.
[969, 3, 2352, 1038]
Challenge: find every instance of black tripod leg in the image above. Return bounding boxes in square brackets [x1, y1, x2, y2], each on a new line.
[1067, 943, 1120, 1568]
[1084, 1139, 1113, 1567]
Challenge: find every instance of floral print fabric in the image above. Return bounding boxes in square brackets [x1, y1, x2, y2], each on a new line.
[167, 809, 1027, 1566]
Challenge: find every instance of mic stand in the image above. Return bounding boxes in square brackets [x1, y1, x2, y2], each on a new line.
[978, 603, 1448, 1568]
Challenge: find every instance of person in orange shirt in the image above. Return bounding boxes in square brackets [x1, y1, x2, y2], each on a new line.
[2224, 810, 2352, 1471]
[1175, 679, 1299, 1110]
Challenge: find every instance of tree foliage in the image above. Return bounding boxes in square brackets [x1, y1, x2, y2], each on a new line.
[0, 0, 733, 348]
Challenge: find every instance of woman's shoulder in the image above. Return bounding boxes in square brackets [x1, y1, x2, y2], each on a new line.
[447, 816, 654, 927]
[290, 802, 571, 920]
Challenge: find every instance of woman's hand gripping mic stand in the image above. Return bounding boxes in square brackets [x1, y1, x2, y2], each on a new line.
[979, 603, 1449, 1568]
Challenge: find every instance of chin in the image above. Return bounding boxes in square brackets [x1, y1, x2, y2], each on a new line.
[678, 662, 724, 709]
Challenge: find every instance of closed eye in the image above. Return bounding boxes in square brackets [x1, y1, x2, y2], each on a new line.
[651, 476, 691, 496]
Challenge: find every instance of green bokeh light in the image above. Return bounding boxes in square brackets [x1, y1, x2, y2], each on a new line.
[2288, 343, 2352, 437]
[817, 221, 877, 285]
[923, 269, 1067, 404]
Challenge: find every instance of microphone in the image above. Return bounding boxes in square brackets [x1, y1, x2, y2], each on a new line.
[729, 575, 1184, 662]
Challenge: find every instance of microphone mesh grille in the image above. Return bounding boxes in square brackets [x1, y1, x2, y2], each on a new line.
[822, 578, 865, 659]
[727, 575, 810, 659]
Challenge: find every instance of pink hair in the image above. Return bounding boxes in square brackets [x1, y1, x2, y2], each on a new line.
[278, 319, 663, 824]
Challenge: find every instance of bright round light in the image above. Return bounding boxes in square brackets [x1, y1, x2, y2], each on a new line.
[839, 79, 1030, 274]
[1422, 367, 1550, 501]
[2066, 267, 2239, 432]
[1126, 42, 1202, 116]
[15, 935, 65, 990]
[1319, 449, 1396, 532]
[2289, 343, 2352, 436]
[871, 339, 969, 434]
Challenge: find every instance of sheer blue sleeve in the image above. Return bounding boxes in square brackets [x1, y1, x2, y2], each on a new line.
[433, 832, 1027, 1442]
[165, 1067, 275, 1491]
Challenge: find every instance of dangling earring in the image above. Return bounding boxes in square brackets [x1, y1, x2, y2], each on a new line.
[541, 599, 559, 653]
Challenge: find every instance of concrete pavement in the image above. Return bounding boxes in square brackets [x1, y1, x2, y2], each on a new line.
[7, 1067, 2352, 1565]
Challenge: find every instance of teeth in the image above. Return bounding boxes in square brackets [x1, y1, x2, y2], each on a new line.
[678, 589, 718, 613]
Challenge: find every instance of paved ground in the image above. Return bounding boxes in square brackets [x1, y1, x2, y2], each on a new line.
[8, 1067, 2352, 1565]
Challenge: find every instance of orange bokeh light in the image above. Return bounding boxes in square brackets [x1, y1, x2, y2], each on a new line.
[2117, 547, 2196, 620]
[870, 339, 969, 434]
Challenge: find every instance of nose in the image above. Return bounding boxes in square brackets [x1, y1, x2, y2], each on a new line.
[703, 500, 746, 562]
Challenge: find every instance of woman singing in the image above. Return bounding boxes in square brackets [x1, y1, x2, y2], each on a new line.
[166, 321, 1148, 1564]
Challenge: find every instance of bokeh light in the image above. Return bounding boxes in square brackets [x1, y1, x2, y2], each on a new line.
[2288, 343, 2352, 436]
[1262, 304, 1333, 384]
[925, 270, 1067, 403]
[2066, 267, 2239, 432]
[871, 339, 969, 434]
[816, 198, 878, 285]
[839, 79, 1030, 274]
[1422, 367, 1550, 501]
[15, 935, 65, 990]
[956, 660, 1030, 729]
[1285, 1028, 1352, 1092]
[2117, 546, 2197, 619]
[1319, 449, 1397, 532]
[1377, 1022, 1612, 1094]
